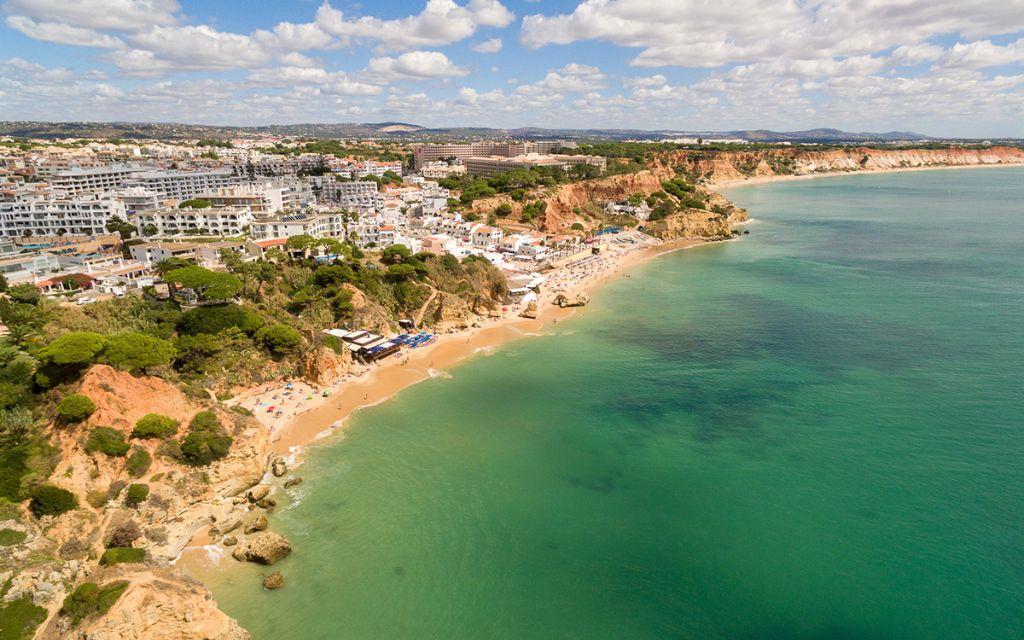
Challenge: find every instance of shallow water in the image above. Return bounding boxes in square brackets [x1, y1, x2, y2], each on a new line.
[194, 167, 1024, 639]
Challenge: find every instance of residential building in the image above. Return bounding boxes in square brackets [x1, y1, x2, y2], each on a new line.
[0, 192, 127, 238]
[124, 168, 241, 200]
[130, 206, 254, 237]
[49, 164, 146, 195]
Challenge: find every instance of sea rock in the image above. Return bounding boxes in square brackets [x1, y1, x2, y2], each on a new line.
[222, 535, 238, 547]
[519, 301, 538, 319]
[256, 498, 276, 510]
[247, 485, 270, 503]
[271, 458, 287, 477]
[244, 515, 267, 534]
[237, 532, 292, 565]
[283, 478, 303, 489]
[554, 293, 590, 308]
[215, 515, 242, 535]
[263, 572, 284, 590]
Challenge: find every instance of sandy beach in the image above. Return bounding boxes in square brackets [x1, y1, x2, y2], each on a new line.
[231, 231, 710, 459]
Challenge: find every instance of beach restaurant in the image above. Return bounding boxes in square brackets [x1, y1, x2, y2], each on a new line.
[323, 328, 401, 363]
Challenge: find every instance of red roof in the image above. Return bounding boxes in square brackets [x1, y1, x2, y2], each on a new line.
[255, 238, 288, 248]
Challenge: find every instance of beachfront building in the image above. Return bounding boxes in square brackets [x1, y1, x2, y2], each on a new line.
[0, 191, 128, 237]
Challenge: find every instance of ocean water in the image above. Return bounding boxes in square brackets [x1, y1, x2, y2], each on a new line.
[195, 167, 1024, 639]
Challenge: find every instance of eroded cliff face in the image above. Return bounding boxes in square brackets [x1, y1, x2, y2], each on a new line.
[26, 365, 269, 639]
[668, 146, 1024, 185]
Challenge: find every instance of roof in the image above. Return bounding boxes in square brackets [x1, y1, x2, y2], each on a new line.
[254, 238, 288, 248]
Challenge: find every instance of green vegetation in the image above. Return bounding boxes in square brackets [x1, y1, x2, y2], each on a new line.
[178, 198, 212, 209]
[177, 304, 262, 336]
[164, 266, 242, 302]
[132, 414, 179, 439]
[99, 547, 145, 566]
[104, 332, 175, 373]
[61, 581, 129, 626]
[255, 324, 302, 355]
[85, 427, 130, 457]
[178, 412, 232, 466]
[0, 594, 47, 640]
[57, 394, 95, 423]
[126, 448, 152, 478]
[0, 529, 26, 546]
[124, 483, 149, 507]
[28, 484, 77, 517]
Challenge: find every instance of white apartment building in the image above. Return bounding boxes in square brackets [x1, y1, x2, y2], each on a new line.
[320, 180, 380, 205]
[248, 212, 352, 241]
[130, 207, 254, 237]
[124, 168, 241, 200]
[0, 192, 127, 238]
[113, 186, 163, 212]
[49, 164, 146, 195]
[420, 161, 467, 179]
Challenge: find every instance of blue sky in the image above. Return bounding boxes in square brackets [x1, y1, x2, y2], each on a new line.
[0, 0, 1022, 136]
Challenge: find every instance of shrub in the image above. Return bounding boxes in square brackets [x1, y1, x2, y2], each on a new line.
[99, 547, 145, 566]
[179, 412, 232, 466]
[85, 490, 107, 509]
[57, 394, 95, 423]
[28, 485, 77, 517]
[0, 595, 47, 639]
[255, 324, 302, 355]
[85, 427, 129, 457]
[132, 414, 178, 439]
[0, 528, 26, 546]
[106, 480, 126, 501]
[124, 483, 149, 507]
[125, 447, 152, 478]
[105, 519, 141, 548]
[62, 580, 129, 625]
[177, 304, 263, 336]
[104, 333, 175, 373]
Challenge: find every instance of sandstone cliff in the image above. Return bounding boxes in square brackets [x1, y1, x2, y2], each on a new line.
[24, 365, 269, 639]
[667, 145, 1024, 185]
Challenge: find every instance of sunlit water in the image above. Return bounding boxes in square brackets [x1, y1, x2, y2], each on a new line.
[192, 167, 1024, 639]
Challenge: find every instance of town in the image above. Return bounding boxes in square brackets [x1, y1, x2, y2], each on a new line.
[0, 137, 621, 312]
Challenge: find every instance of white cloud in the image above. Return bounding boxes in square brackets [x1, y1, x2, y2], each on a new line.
[526, 62, 606, 92]
[472, 37, 502, 53]
[3, 0, 179, 31]
[248, 66, 382, 95]
[316, 0, 514, 52]
[5, 16, 123, 48]
[363, 50, 469, 81]
[624, 74, 666, 88]
[938, 38, 1024, 69]
[521, 0, 1024, 68]
[124, 25, 274, 71]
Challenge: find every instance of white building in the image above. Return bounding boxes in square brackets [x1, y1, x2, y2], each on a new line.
[130, 207, 254, 237]
[49, 164, 146, 195]
[0, 192, 127, 238]
[124, 168, 241, 200]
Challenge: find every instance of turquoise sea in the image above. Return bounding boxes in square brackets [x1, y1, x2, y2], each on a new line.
[194, 167, 1024, 639]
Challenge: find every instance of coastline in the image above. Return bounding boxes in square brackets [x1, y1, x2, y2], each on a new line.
[711, 160, 1024, 188]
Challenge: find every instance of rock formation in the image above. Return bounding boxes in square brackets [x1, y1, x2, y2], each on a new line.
[232, 532, 292, 565]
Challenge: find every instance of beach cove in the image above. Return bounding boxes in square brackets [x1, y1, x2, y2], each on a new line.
[186, 166, 1024, 639]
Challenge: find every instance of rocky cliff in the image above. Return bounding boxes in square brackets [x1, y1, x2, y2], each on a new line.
[667, 145, 1024, 185]
[17, 365, 270, 639]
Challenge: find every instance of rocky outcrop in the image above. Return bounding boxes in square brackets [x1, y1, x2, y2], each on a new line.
[519, 301, 538, 319]
[554, 293, 590, 308]
[301, 346, 352, 386]
[415, 290, 475, 331]
[39, 569, 251, 640]
[243, 515, 267, 534]
[232, 532, 292, 565]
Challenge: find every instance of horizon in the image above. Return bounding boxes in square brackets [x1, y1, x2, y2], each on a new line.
[0, 1, 1022, 138]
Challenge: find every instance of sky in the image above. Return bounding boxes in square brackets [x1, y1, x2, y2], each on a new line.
[0, 0, 1022, 137]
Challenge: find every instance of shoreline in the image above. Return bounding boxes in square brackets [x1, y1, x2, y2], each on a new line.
[711, 160, 1024, 188]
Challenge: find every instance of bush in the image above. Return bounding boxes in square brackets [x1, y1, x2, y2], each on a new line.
[62, 581, 128, 624]
[57, 394, 95, 423]
[104, 333, 175, 373]
[255, 324, 302, 355]
[177, 304, 263, 336]
[124, 483, 149, 508]
[28, 485, 77, 517]
[125, 447, 152, 478]
[105, 519, 141, 548]
[0, 595, 47, 639]
[132, 414, 178, 439]
[179, 412, 232, 466]
[85, 427, 129, 457]
[99, 547, 145, 566]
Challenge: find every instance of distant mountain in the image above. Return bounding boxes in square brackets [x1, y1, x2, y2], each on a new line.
[0, 120, 951, 143]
